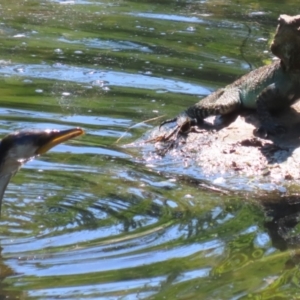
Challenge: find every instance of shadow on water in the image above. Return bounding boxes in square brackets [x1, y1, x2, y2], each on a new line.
[264, 196, 300, 251]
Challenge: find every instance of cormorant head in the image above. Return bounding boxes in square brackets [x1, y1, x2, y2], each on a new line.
[0, 128, 84, 212]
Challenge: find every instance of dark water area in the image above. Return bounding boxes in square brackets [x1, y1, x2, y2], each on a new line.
[0, 0, 300, 299]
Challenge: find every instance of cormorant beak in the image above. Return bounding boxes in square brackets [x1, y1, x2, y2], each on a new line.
[0, 127, 84, 214]
[36, 128, 84, 155]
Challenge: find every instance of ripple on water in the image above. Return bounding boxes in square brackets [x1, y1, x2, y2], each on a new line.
[58, 37, 153, 53]
[0, 63, 210, 95]
[0, 155, 225, 299]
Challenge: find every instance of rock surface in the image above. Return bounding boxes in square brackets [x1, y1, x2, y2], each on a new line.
[133, 100, 300, 194]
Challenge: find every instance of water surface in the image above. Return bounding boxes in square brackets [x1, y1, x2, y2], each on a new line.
[0, 0, 299, 299]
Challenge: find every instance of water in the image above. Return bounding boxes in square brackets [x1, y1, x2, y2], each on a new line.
[0, 0, 299, 299]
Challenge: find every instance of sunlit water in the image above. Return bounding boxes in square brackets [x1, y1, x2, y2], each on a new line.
[0, 0, 299, 299]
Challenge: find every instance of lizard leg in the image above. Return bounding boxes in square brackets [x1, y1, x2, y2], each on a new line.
[159, 87, 240, 136]
[159, 90, 227, 130]
[186, 87, 241, 121]
[256, 85, 286, 136]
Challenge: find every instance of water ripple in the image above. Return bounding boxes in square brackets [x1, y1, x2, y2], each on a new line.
[58, 37, 153, 52]
[0, 63, 210, 95]
[5, 238, 223, 276]
[128, 13, 209, 24]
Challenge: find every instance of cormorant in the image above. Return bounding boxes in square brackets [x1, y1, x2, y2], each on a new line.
[0, 128, 84, 213]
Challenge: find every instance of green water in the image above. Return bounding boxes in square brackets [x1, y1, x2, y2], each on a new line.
[0, 0, 299, 299]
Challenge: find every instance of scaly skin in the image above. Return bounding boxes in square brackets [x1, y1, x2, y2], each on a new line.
[161, 14, 300, 137]
[161, 59, 300, 136]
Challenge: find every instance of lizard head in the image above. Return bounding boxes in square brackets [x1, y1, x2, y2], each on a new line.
[271, 14, 300, 70]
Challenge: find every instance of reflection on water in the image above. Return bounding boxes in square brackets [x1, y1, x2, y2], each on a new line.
[0, 62, 210, 95]
[0, 0, 299, 299]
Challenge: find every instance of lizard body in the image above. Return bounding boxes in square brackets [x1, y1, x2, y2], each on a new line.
[160, 14, 300, 136]
[161, 60, 300, 136]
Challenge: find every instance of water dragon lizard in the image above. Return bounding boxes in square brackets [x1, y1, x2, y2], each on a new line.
[160, 14, 300, 139]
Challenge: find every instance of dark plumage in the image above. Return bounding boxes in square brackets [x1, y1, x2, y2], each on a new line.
[0, 128, 84, 213]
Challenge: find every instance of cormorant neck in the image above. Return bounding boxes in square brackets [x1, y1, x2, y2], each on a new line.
[0, 155, 24, 214]
[0, 173, 14, 214]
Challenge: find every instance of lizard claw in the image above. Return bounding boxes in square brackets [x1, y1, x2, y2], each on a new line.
[152, 115, 198, 145]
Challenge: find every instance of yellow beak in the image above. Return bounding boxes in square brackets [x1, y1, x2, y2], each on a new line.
[36, 128, 84, 155]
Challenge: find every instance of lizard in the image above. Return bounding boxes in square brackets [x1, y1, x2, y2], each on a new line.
[159, 14, 300, 139]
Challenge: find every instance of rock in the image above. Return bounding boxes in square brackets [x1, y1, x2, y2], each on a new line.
[132, 101, 300, 194]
